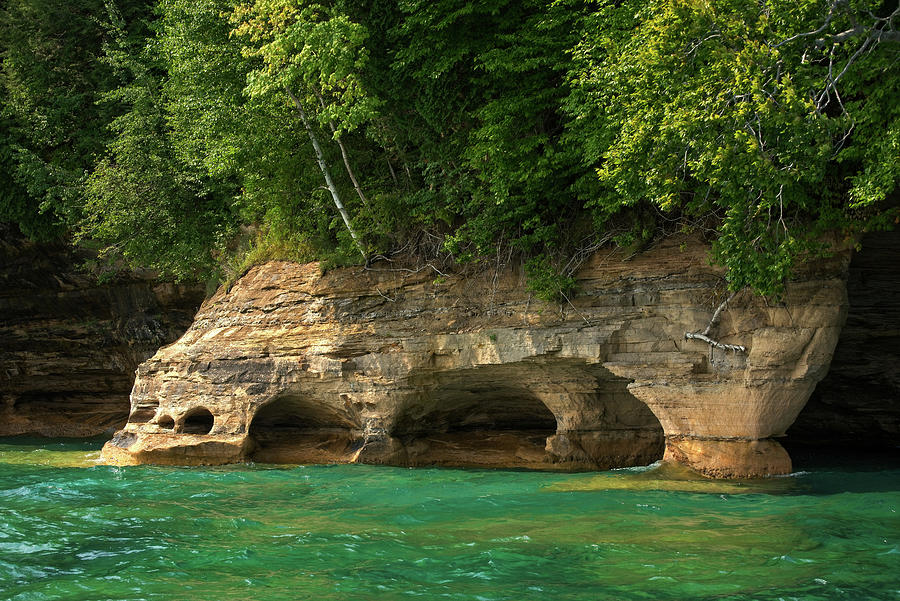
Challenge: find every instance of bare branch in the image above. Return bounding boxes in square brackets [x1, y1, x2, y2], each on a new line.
[875, 30, 900, 43]
[774, 0, 841, 48]
[685, 332, 747, 353]
[374, 287, 395, 302]
[559, 289, 592, 326]
[386, 157, 399, 185]
[685, 290, 748, 353]
[777, 3, 899, 50]
[816, 33, 874, 110]
[365, 261, 449, 278]
[701, 291, 737, 337]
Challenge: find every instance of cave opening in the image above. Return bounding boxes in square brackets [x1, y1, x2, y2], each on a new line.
[128, 403, 157, 424]
[181, 407, 215, 435]
[392, 376, 559, 469]
[248, 395, 360, 464]
[393, 362, 666, 470]
[157, 414, 175, 431]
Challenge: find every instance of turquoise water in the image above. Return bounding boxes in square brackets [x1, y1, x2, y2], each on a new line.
[1, 439, 898, 601]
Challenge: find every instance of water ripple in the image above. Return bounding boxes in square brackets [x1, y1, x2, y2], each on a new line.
[0, 442, 898, 601]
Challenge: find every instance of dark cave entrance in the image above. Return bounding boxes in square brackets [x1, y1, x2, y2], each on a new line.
[392, 375, 559, 469]
[248, 395, 361, 464]
[392, 361, 666, 470]
[181, 407, 215, 435]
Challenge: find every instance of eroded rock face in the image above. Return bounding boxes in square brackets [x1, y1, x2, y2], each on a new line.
[0, 229, 205, 437]
[101, 236, 849, 477]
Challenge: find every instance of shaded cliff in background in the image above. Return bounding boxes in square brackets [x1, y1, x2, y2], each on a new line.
[0, 227, 205, 436]
[789, 231, 900, 450]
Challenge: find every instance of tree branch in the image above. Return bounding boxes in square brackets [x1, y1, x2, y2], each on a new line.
[684, 332, 747, 353]
[701, 291, 737, 337]
[776, 3, 899, 49]
[773, 0, 841, 48]
[685, 291, 747, 353]
[313, 89, 371, 210]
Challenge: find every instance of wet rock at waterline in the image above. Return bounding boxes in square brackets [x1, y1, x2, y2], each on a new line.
[101, 235, 849, 478]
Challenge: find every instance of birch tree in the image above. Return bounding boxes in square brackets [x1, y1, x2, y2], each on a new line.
[232, 1, 382, 257]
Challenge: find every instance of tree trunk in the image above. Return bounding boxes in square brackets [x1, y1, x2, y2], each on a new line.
[284, 85, 365, 258]
[314, 90, 370, 210]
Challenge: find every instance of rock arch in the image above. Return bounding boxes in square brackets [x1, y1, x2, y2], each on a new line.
[391, 374, 558, 469]
[389, 361, 664, 470]
[100, 239, 849, 476]
[247, 392, 362, 464]
[539, 363, 665, 470]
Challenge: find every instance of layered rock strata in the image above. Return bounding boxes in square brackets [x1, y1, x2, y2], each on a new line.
[0, 229, 205, 437]
[101, 236, 849, 477]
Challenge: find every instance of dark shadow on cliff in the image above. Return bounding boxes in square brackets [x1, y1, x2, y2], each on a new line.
[789, 231, 900, 450]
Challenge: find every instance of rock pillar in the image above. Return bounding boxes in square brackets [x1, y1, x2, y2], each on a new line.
[606, 278, 847, 477]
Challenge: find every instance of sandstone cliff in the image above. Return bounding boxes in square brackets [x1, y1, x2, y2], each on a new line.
[0, 229, 205, 437]
[101, 236, 849, 477]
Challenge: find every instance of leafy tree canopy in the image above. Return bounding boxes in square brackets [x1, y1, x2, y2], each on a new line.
[1, 0, 897, 297]
[565, 0, 899, 295]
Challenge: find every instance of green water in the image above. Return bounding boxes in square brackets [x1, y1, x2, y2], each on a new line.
[1, 439, 898, 601]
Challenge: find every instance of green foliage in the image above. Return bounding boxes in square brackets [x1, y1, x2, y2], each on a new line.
[233, 0, 381, 135]
[0, 111, 60, 241]
[223, 224, 317, 289]
[80, 1, 239, 280]
[0, 0, 152, 237]
[525, 255, 577, 303]
[158, 0, 255, 179]
[565, 0, 899, 295]
[1, 0, 896, 298]
[387, 0, 585, 261]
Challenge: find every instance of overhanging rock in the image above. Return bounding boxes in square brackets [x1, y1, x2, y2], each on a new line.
[101, 236, 848, 478]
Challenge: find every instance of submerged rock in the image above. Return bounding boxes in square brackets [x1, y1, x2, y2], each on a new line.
[101, 235, 849, 478]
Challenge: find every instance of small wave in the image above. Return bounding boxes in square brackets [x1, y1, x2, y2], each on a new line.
[612, 461, 664, 473]
[490, 535, 531, 543]
[772, 470, 811, 479]
[0, 542, 57, 554]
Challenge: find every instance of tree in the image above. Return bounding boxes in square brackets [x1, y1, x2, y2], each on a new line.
[7, 0, 894, 298]
[231, 0, 385, 256]
[388, 1, 585, 256]
[80, 0, 240, 279]
[565, 0, 900, 295]
[0, 0, 153, 238]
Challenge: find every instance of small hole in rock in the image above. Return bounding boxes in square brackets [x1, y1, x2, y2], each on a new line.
[182, 408, 215, 435]
[129, 405, 158, 424]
